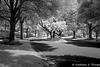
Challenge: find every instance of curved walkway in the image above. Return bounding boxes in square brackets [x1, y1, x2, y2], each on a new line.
[30, 38, 100, 59]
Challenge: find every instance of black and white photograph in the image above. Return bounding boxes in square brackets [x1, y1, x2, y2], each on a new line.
[0, 0, 100, 67]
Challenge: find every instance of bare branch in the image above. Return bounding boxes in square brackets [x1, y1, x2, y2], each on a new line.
[92, 24, 100, 30]
[14, 0, 19, 9]
[0, 15, 10, 21]
[39, 21, 51, 33]
[4, 0, 10, 9]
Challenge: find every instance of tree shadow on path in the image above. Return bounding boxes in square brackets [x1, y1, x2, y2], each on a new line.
[30, 42, 57, 52]
[64, 38, 100, 48]
[46, 55, 100, 67]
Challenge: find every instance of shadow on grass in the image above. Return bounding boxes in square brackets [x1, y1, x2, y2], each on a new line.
[64, 38, 100, 48]
[46, 55, 100, 67]
[0, 40, 23, 46]
[30, 42, 57, 52]
[30, 38, 51, 41]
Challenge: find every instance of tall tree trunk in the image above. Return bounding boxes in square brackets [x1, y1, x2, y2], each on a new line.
[20, 22, 23, 39]
[9, 23, 15, 42]
[73, 31, 76, 39]
[96, 32, 98, 41]
[88, 24, 92, 39]
[53, 31, 55, 38]
[9, 5, 16, 42]
[26, 28, 28, 38]
[35, 30, 37, 37]
[50, 32, 52, 39]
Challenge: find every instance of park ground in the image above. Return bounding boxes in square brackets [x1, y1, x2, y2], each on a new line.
[0, 36, 100, 67]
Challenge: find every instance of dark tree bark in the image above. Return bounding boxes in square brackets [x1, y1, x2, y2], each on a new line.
[88, 24, 92, 39]
[73, 31, 76, 39]
[50, 32, 53, 39]
[20, 16, 26, 39]
[39, 21, 53, 39]
[53, 31, 55, 38]
[34, 30, 37, 37]
[26, 28, 29, 38]
[56, 29, 63, 37]
[9, 11, 16, 42]
[9, 23, 15, 41]
[8, 0, 22, 42]
[96, 32, 98, 41]
[20, 22, 23, 39]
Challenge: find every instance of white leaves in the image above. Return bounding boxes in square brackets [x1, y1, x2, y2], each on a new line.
[67, 22, 78, 31]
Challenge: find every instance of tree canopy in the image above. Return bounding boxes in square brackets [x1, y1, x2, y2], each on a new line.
[0, 0, 61, 41]
[78, 0, 100, 22]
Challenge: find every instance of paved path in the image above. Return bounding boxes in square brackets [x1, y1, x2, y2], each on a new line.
[31, 39, 100, 59]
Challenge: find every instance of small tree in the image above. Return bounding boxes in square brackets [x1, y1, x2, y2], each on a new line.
[67, 22, 79, 38]
[63, 9, 78, 38]
[39, 19, 55, 39]
[53, 21, 66, 37]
